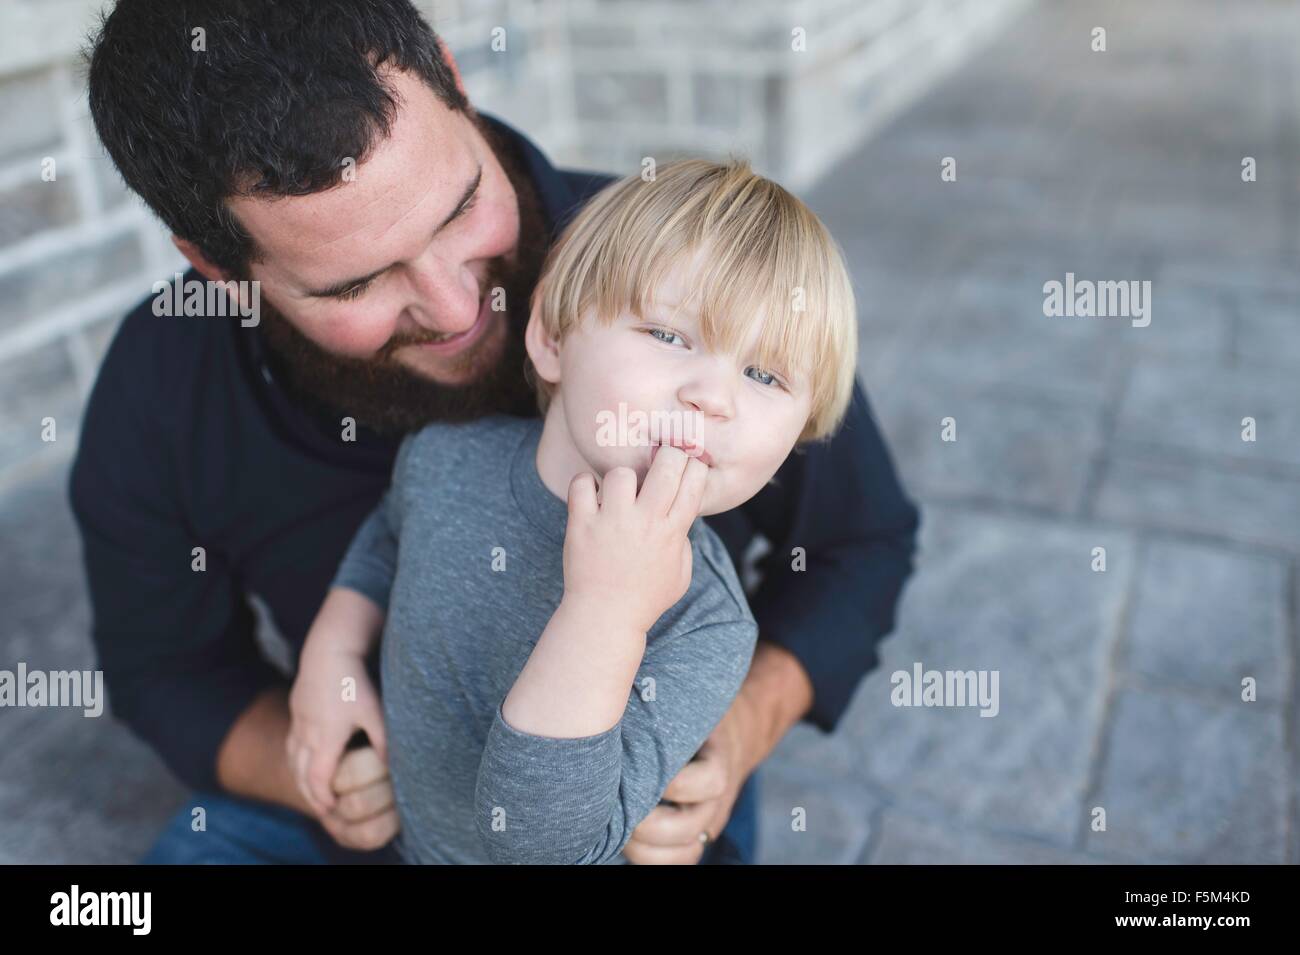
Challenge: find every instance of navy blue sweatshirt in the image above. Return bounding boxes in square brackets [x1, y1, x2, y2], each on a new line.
[67, 113, 921, 794]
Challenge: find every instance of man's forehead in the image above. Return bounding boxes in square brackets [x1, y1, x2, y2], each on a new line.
[230, 78, 478, 280]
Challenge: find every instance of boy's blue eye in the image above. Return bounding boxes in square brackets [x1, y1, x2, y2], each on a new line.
[644, 325, 785, 389]
[647, 327, 685, 346]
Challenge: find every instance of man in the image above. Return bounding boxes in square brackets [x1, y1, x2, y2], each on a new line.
[72, 0, 920, 864]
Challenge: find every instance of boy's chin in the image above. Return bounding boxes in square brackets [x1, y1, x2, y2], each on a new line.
[696, 497, 726, 518]
[700, 483, 749, 517]
[626, 465, 732, 517]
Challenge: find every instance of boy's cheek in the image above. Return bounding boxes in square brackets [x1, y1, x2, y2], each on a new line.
[730, 438, 798, 505]
[709, 470, 758, 514]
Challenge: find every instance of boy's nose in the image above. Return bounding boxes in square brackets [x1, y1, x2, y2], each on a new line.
[678, 374, 735, 420]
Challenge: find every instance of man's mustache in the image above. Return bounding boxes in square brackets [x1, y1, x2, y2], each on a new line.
[375, 266, 508, 357]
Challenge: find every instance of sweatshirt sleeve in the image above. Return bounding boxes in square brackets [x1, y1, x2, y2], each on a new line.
[474, 618, 757, 865]
[68, 325, 282, 793]
[330, 434, 414, 612]
[742, 378, 921, 734]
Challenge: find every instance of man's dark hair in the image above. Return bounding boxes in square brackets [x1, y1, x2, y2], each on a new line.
[86, 0, 468, 274]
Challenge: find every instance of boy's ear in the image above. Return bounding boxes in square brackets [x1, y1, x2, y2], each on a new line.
[524, 302, 562, 385]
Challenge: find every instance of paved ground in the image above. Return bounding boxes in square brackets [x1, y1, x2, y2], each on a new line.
[759, 0, 1300, 864]
[3, 0, 1297, 863]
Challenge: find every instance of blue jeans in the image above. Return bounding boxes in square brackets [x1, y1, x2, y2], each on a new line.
[140, 771, 760, 865]
[698, 770, 759, 864]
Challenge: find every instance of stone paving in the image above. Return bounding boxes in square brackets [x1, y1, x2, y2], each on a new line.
[2, 0, 1297, 864]
[759, 0, 1299, 865]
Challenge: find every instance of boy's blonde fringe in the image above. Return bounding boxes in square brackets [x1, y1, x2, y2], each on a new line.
[526, 157, 858, 443]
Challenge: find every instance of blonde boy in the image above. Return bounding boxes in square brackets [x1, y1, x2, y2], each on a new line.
[287, 158, 858, 864]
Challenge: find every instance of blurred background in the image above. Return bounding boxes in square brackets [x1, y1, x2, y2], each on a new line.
[1, 0, 1297, 863]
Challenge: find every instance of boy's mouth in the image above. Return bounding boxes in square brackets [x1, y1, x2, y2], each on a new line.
[650, 439, 715, 468]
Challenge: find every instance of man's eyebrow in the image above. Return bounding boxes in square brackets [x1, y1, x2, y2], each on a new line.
[304, 164, 483, 298]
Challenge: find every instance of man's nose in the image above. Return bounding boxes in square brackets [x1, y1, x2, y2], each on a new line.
[404, 254, 482, 334]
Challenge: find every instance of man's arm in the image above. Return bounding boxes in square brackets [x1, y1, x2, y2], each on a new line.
[217, 686, 312, 811]
[730, 641, 815, 776]
[737, 379, 921, 740]
[68, 340, 286, 798]
[70, 320, 407, 823]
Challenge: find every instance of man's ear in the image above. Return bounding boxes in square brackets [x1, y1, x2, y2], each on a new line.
[171, 236, 233, 283]
[524, 303, 561, 385]
[436, 37, 469, 102]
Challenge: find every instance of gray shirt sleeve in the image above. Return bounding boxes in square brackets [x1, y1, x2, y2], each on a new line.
[330, 434, 415, 613]
[473, 618, 757, 864]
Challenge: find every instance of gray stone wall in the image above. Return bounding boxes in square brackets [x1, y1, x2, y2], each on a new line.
[0, 0, 1026, 490]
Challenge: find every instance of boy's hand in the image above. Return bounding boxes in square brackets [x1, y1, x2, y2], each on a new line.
[286, 645, 388, 818]
[561, 444, 710, 634]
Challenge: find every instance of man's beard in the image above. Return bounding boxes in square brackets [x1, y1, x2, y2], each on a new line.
[250, 113, 549, 437]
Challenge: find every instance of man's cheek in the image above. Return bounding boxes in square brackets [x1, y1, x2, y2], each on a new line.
[478, 195, 521, 260]
[312, 308, 397, 358]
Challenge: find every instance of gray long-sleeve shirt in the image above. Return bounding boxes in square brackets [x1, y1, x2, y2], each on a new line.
[332, 414, 758, 864]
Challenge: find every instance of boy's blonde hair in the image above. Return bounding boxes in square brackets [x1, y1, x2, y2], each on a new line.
[526, 157, 858, 443]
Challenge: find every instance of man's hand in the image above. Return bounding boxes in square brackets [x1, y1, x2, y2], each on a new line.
[314, 745, 400, 852]
[622, 641, 817, 863]
[622, 689, 759, 864]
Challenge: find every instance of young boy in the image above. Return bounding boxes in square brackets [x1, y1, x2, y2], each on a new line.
[286, 158, 859, 864]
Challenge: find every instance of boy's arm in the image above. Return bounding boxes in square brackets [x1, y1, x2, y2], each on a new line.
[328, 432, 415, 615]
[305, 586, 387, 657]
[329, 494, 399, 616]
[495, 597, 646, 740]
[475, 604, 757, 866]
[220, 489, 400, 812]
[288, 584, 388, 812]
[281, 436, 411, 817]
